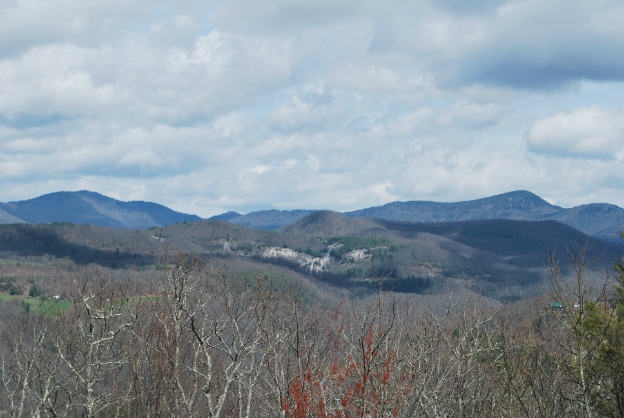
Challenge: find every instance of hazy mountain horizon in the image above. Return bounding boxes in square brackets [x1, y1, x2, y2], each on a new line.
[1, 190, 623, 242]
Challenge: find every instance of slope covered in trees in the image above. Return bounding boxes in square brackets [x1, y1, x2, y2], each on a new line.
[0, 213, 622, 303]
[1, 248, 624, 417]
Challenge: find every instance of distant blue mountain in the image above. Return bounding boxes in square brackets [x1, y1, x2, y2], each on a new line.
[209, 211, 242, 222]
[345, 190, 562, 221]
[0, 190, 200, 229]
[3, 190, 623, 240]
[213, 209, 316, 230]
[547, 203, 624, 240]
[218, 191, 624, 241]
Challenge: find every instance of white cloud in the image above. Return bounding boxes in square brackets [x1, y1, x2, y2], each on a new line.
[452, 0, 624, 88]
[0, 27, 293, 124]
[1, 0, 624, 215]
[0, 44, 120, 118]
[437, 101, 501, 127]
[333, 65, 402, 93]
[527, 106, 624, 159]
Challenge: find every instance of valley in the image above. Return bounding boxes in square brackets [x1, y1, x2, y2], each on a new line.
[1, 190, 623, 417]
[0, 207, 621, 304]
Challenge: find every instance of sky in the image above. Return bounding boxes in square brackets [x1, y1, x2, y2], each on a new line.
[1, 0, 623, 217]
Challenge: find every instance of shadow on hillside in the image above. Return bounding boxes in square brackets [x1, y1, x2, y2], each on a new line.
[0, 224, 155, 268]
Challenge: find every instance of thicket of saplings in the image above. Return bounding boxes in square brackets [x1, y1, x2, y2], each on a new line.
[1, 247, 623, 417]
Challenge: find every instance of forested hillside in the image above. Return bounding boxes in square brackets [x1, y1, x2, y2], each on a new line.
[226, 190, 624, 241]
[1, 207, 623, 416]
[1, 213, 621, 303]
[1, 250, 623, 417]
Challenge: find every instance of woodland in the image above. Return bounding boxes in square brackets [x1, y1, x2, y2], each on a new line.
[0, 222, 623, 417]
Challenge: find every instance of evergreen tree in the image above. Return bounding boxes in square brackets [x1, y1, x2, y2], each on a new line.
[580, 253, 624, 416]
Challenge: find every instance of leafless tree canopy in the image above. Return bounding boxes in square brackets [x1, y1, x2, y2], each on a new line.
[2, 248, 624, 417]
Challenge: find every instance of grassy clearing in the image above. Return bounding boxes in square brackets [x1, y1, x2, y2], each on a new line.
[29, 298, 72, 315]
[0, 293, 72, 315]
[0, 293, 17, 302]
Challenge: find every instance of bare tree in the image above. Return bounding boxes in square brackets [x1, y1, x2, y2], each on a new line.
[547, 242, 617, 417]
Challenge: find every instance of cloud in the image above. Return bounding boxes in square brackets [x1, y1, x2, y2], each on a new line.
[527, 106, 624, 159]
[437, 101, 501, 127]
[0, 0, 148, 56]
[0, 44, 120, 119]
[0, 26, 292, 124]
[212, 0, 364, 33]
[451, 0, 624, 88]
[1, 0, 624, 216]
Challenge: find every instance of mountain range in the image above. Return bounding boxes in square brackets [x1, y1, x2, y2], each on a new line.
[1, 190, 623, 244]
[0, 190, 200, 229]
[222, 190, 624, 242]
[1, 190, 623, 302]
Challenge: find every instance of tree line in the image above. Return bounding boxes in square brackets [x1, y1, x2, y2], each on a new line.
[1, 245, 623, 417]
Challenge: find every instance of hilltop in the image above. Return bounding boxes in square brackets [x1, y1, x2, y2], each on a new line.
[0, 190, 200, 229]
[222, 190, 624, 241]
[2, 212, 621, 303]
[3, 190, 623, 241]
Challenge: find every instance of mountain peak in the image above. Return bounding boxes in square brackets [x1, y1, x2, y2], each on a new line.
[493, 189, 542, 199]
[474, 190, 561, 213]
[344, 190, 563, 224]
[283, 210, 381, 235]
[0, 190, 200, 229]
[229, 209, 316, 230]
[210, 211, 242, 222]
[487, 190, 555, 205]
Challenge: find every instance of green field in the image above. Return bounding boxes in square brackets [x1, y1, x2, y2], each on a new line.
[0, 293, 72, 314]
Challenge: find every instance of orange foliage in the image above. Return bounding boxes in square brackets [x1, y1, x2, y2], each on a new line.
[282, 322, 410, 417]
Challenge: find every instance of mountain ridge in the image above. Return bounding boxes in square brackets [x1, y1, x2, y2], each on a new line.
[2, 190, 623, 241]
[0, 190, 200, 229]
[221, 190, 624, 241]
[346, 190, 563, 221]
[1, 198, 622, 302]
